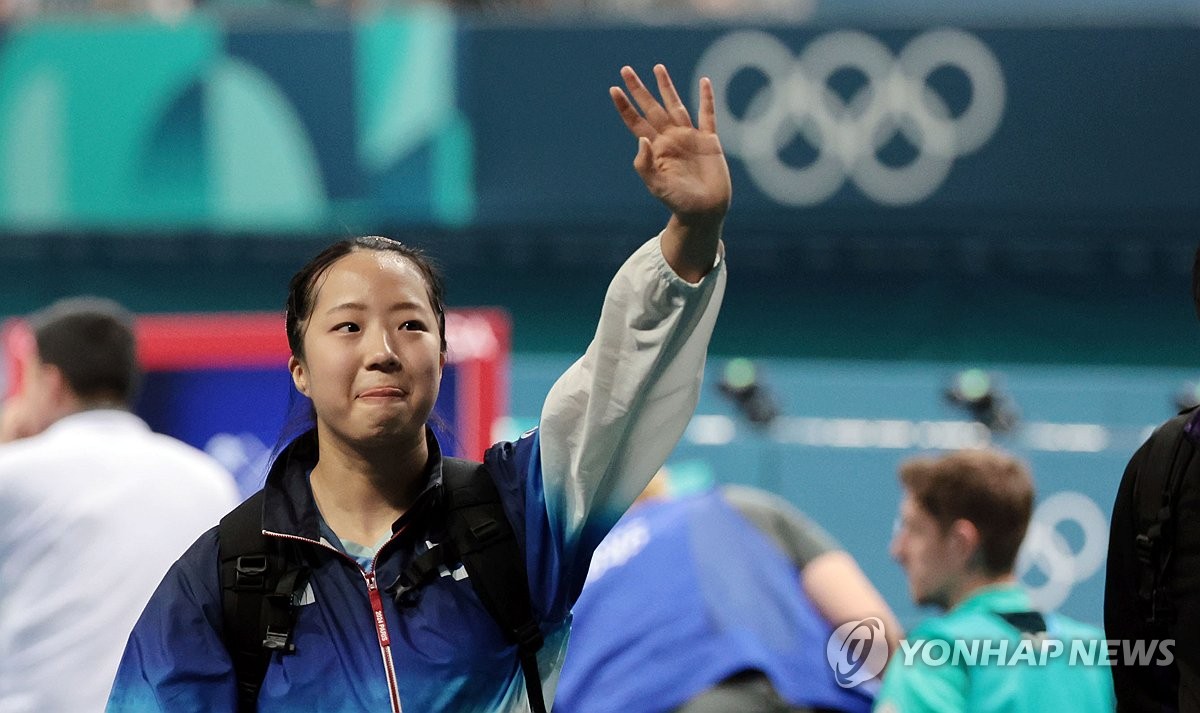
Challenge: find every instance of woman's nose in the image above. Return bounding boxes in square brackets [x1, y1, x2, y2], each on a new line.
[367, 330, 400, 370]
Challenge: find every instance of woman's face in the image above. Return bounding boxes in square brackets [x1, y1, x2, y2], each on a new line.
[289, 250, 445, 450]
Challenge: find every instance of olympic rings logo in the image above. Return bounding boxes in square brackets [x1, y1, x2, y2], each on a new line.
[694, 29, 1006, 206]
[1017, 491, 1109, 612]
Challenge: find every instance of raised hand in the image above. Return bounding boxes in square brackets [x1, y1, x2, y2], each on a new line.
[611, 64, 730, 282]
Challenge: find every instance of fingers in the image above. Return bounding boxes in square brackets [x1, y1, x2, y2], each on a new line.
[610, 85, 656, 139]
[654, 64, 692, 127]
[620, 65, 673, 130]
[697, 76, 717, 134]
[616, 64, 718, 137]
[632, 136, 654, 178]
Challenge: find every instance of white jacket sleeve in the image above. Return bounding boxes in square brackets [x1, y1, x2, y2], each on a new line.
[537, 232, 726, 551]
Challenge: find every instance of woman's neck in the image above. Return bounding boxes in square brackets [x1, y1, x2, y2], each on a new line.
[309, 426, 430, 548]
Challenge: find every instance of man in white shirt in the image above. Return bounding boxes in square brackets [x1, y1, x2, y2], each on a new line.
[0, 297, 239, 713]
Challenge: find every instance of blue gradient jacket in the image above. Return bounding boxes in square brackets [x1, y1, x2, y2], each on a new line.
[106, 236, 726, 713]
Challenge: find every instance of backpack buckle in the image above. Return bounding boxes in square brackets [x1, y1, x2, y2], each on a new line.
[387, 576, 421, 607]
[1148, 589, 1175, 627]
[386, 545, 451, 608]
[235, 555, 269, 589]
[1135, 533, 1155, 566]
[512, 620, 544, 650]
[263, 626, 296, 652]
[469, 518, 503, 546]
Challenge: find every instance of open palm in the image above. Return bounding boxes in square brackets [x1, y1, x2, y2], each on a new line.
[611, 64, 732, 229]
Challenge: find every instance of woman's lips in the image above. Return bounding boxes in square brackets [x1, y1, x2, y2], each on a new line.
[357, 387, 406, 399]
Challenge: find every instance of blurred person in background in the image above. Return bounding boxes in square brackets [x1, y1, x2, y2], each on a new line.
[0, 297, 240, 713]
[541, 0, 816, 23]
[554, 468, 900, 713]
[0, 0, 190, 22]
[877, 449, 1114, 712]
[107, 62, 730, 712]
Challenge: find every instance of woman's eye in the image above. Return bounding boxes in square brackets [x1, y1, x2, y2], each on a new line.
[333, 323, 359, 333]
[401, 320, 426, 332]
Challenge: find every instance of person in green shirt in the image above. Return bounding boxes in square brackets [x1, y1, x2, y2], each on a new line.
[875, 448, 1116, 712]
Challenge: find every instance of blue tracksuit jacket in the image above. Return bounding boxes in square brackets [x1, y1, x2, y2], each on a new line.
[106, 235, 726, 712]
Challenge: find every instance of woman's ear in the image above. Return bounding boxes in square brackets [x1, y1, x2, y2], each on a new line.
[289, 355, 309, 397]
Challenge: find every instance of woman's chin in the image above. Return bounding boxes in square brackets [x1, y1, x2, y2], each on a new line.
[354, 419, 424, 449]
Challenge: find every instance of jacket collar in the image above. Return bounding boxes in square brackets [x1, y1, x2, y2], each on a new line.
[260, 428, 447, 541]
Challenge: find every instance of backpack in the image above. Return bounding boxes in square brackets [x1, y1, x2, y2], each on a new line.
[218, 457, 547, 713]
[1105, 405, 1200, 712]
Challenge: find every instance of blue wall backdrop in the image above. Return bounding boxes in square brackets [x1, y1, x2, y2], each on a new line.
[504, 353, 1197, 630]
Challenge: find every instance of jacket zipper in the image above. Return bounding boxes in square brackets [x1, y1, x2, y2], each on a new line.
[264, 530, 405, 713]
[365, 570, 403, 713]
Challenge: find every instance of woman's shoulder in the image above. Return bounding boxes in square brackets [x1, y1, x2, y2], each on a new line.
[185, 524, 221, 558]
[483, 428, 540, 476]
[162, 525, 223, 599]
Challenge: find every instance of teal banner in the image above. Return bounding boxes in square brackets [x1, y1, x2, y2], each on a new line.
[0, 8, 473, 232]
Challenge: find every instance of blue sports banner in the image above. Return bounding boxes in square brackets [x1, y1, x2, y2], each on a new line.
[461, 26, 1200, 235]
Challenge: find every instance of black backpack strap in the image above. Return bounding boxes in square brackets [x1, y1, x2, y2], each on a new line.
[441, 457, 547, 713]
[388, 542, 460, 606]
[1132, 407, 1199, 626]
[219, 491, 311, 712]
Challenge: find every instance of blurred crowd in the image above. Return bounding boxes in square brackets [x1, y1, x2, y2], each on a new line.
[0, 0, 819, 25]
